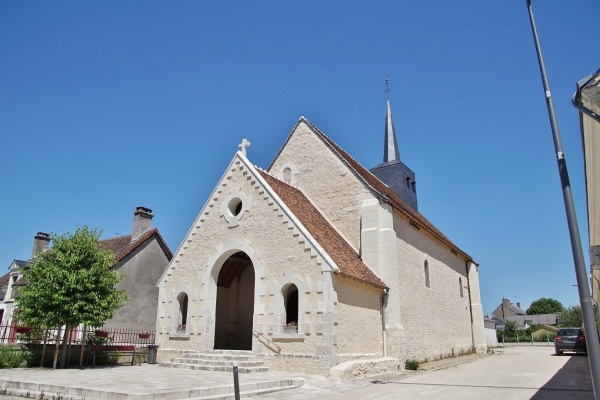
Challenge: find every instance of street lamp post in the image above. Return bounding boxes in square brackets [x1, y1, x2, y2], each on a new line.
[525, 1, 600, 398]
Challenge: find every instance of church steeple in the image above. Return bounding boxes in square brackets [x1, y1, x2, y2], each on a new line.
[384, 99, 400, 163]
[370, 77, 418, 211]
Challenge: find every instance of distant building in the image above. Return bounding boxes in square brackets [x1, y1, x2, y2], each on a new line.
[491, 298, 526, 319]
[490, 298, 559, 330]
[0, 207, 172, 335]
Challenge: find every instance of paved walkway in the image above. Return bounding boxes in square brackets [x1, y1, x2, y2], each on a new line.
[0, 349, 514, 400]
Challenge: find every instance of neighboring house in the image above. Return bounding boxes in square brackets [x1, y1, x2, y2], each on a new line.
[0, 207, 172, 333]
[510, 314, 559, 330]
[156, 99, 486, 376]
[491, 298, 527, 319]
[491, 298, 559, 330]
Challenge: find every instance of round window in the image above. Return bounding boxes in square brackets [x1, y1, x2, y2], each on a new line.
[228, 198, 243, 216]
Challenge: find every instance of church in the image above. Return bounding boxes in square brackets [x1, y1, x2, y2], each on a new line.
[155, 97, 486, 376]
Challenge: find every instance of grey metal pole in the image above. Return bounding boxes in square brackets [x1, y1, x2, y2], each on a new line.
[526, 1, 600, 398]
[233, 361, 241, 400]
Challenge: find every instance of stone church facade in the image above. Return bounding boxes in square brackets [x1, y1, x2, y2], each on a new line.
[156, 103, 486, 375]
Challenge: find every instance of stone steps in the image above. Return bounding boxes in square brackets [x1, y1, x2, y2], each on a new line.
[161, 361, 270, 373]
[171, 357, 266, 367]
[0, 377, 303, 400]
[161, 349, 269, 373]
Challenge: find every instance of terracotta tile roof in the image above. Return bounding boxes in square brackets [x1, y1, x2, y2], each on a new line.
[100, 235, 133, 256]
[100, 229, 173, 263]
[258, 169, 387, 289]
[0, 273, 9, 287]
[296, 117, 474, 263]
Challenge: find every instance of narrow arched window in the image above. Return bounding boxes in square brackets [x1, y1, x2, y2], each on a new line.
[177, 292, 188, 331]
[459, 277, 464, 298]
[283, 284, 298, 332]
[282, 168, 292, 183]
[424, 260, 430, 288]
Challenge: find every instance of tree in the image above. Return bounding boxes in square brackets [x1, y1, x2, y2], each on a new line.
[558, 305, 583, 328]
[503, 320, 517, 337]
[526, 298, 565, 315]
[16, 226, 127, 367]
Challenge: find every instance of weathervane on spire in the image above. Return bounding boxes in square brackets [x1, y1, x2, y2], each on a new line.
[384, 76, 391, 100]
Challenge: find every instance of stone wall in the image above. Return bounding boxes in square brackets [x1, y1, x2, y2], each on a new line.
[269, 121, 374, 251]
[157, 154, 353, 365]
[392, 208, 474, 361]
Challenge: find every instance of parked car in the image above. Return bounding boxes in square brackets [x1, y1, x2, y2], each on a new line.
[554, 327, 586, 355]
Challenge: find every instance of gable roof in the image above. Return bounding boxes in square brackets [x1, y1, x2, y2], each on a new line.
[271, 117, 474, 263]
[258, 169, 387, 289]
[0, 273, 9, 287]
[10, 229, 172, 285]
[102, 228, 173, 264]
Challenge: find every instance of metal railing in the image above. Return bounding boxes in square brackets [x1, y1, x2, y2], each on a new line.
[0, 324, 155, 346]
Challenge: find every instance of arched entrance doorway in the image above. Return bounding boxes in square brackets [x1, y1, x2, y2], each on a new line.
[214, 251, 255, 350]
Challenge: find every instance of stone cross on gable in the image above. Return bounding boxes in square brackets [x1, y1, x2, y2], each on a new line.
[239, 138, 251, 156]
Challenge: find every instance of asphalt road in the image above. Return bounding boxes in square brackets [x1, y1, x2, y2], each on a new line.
[0, 345, 594, 400]
[317, 346, 594, 400]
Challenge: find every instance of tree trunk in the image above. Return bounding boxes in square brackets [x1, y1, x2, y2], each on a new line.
[79, 325, 86, 368]
[59, 323, 70, 368]
[52, 326, 62, 369]
[40, 329, 49, 367]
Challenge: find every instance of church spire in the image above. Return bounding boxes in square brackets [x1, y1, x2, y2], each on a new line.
[383, 77, 400, 163]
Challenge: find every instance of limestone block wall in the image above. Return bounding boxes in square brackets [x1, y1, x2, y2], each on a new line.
[332, 275, 382, 355]
[157, 156, 356, 367]
[392, 210, 473, 361]
[269, 121, 374, 250]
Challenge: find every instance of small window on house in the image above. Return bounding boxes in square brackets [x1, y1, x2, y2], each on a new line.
[459, 277, 464, 298]
[406, 177, 411, 188]
[177, 292, 188, 331]
[424, 260, 430, 288]
[283, 284, 299, 331]
[412, 182, 416, 193]
[282, 168, 292, 184]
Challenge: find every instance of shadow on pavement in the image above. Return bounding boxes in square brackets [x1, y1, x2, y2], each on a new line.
[531, 353, 594, 399]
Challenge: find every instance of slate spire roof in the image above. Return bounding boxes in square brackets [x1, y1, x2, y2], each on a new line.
[383, 99, 400, 163]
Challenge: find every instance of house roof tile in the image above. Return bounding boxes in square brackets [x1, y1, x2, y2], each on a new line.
[101, 228, 173, 263]
[0, 273, 10, 287]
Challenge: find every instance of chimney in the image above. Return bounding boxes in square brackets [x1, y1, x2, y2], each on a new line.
[132, 206, 153, 241]
[31, 232, 51, 258]
[517, 302, 521, 309]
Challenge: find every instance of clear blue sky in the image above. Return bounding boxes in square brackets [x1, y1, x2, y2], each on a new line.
[1, 1, 597, 316]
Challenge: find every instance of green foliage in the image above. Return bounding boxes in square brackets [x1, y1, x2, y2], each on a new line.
[526, 298, 564, 315]
[558, 305, 583, 327]
[0, 346, 27, 368]
[497, 329, 556, 343]
[16, 226, 128, 329]
[405, 359, 419, 370]
[85, 334, 111, 346]
[503, 320, 517, 336]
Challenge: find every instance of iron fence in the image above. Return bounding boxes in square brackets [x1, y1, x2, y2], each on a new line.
[0, 324, 155, 346]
